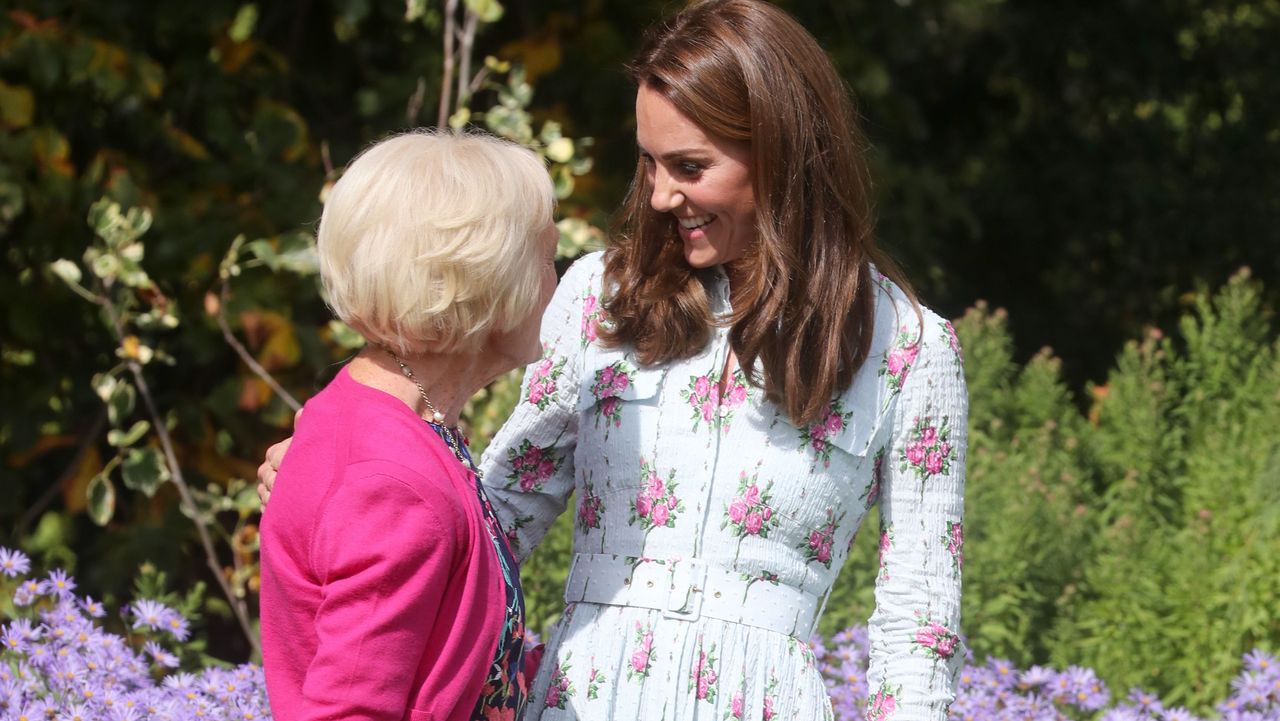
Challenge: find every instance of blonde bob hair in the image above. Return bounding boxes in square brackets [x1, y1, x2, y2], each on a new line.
[317, 130, 554, 356]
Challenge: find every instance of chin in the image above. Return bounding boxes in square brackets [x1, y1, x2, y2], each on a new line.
[682, 244, 724, 269]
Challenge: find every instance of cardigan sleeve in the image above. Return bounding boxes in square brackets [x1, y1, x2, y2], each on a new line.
[301, 469, 462, 721]
[866, 313, 968, 721]
[479, 253, 602, 562]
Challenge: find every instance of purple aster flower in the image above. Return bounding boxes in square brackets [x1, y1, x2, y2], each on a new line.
[0, 547, 31, 578]
[45, 569, 76, 598]
[1129, 688, 1166, 716]
[57, 702, 91, 721]
[130, 599, 175, 632]
[79, 596, 106, 619]
[987, 657, 1017, 688]
[143, 641, 180, 669]
[31, 698, 59, 720]
[1161, 707, 1202, 721]
[47, 657, 86, 690]
[1242, 649, 1277, 676]
[1019, 665, 1056, 690]
[13, 578, 44, 606]
[1060, 665, 1110, 710]
[162, 612, 191, 642]
[2, 618, 42, 652]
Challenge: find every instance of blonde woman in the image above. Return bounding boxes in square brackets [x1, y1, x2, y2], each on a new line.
[258, 130, 558, 721]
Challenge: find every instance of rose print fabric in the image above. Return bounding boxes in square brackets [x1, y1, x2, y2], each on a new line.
[479, 253, 967, 721]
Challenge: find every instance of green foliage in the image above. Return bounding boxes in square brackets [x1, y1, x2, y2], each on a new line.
[820, 272, 1280, 713]
[521, 507, 575, 637]
[1049, 271, 1280, 710]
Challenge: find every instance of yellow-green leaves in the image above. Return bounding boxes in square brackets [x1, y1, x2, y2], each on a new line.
[0, 81, 35, 129]
[464, 0, 504, 23]
[229, 4, 259, 43]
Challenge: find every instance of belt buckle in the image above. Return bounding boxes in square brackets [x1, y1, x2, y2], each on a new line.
[662, 559, 706, 622]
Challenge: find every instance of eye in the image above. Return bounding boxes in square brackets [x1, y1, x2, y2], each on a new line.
[677, 161, 704, 176]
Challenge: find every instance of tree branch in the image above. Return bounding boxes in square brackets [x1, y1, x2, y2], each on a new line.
[437, 0, 459, 128]
[456, 10, 479, 109]
[103, 300, 261, 657]
[215, 280, 303, 413]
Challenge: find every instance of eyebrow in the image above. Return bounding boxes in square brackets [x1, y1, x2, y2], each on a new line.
[637, 141, 709, 163]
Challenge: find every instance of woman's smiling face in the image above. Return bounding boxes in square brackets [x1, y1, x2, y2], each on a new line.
[635, 83, 756, 269]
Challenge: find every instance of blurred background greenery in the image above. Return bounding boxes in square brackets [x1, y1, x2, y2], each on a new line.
[1, 0, 1277, 713]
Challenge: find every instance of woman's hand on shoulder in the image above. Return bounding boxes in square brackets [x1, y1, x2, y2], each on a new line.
[256, 438, 292, 506]
[257, 408, 302, 506]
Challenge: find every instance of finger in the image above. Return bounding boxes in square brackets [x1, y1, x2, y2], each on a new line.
[257, 482, 271, 506]
[266, 439, 291, 471]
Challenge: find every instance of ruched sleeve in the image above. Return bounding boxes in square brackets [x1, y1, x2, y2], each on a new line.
[478, 252, 604, 562]
[866, 312, 968, 721]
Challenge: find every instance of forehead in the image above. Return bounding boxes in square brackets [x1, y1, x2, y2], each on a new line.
[635, 85, 716, 152]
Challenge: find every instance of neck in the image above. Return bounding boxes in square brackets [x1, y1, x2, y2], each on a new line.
[349, 346, 494, 426]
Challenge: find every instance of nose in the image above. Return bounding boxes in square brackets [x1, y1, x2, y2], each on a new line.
[649, 167, 684, 213]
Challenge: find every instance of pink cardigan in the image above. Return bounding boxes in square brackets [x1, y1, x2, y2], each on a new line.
[260, 366, 509, 721]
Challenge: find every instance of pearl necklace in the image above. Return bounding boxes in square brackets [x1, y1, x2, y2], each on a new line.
[385, 348, 480, 479]
[386, 349, 447, 424]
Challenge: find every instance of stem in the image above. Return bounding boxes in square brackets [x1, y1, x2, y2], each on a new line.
[216, 280, 303, 413]
[437, 0, 459, 128]
[103, 301, 261, 657]
[466, 66, 492, 98]
[456, 9, 478, 109]
[320, 140, 334, 177]
[406, 76, 427, 125]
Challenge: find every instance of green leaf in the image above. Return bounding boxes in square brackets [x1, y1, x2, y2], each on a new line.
[92, 372, 118, 402]
[27, 512, 74, 554]
[229, 4, 259, 43]
[552, 164, 574, 199]
[545, 137, 574, 164]
[0, 80, 35, 129]
[89, 251, 121, 279]
[122, 447, 171, 497]
[404, 0, 427, 22]
[246, 233, 318, 275]
[448, 107, 471, 130]
[108, 381, 136, 425]
[327, 320, 367, 350]
[49, 259, 82, 286]
[107, 420, 151, 448]
[464, 0, 504, 23]
[87, 473, 116, 526]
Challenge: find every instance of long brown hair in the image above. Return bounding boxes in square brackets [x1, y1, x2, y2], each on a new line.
[600, 0, 917, 428]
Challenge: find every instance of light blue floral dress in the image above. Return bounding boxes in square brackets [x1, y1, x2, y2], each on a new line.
[479, 252, 967, 721]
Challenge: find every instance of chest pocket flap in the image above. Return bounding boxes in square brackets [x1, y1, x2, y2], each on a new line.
[575, 349, 665, 413]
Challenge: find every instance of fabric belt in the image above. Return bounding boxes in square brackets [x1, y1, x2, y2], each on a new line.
[562, 553, 823, 639]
